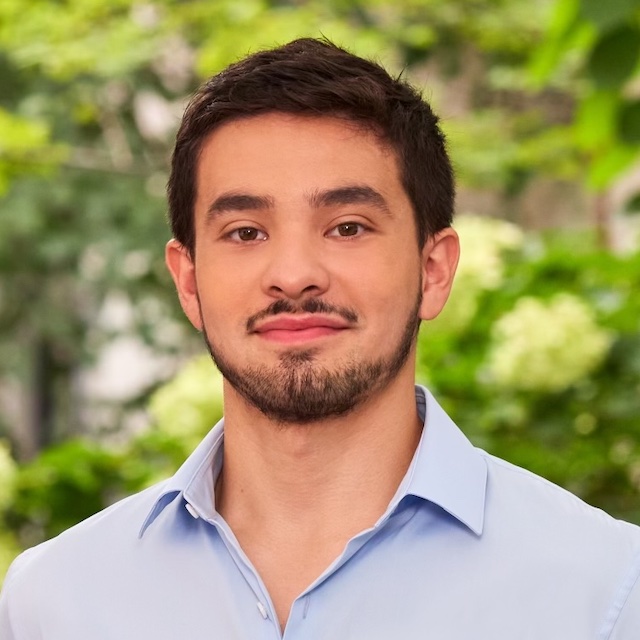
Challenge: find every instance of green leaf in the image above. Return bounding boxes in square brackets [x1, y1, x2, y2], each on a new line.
[587, 144, 639, 189]
[618, 99, 640, 143]
[587, 25, 640, 88]
[0, 109, 49, 154]
[528, 0, 582, 84]
[573, 90, 619, 150]
[551, 0, 582, 37]
[580, 0, 639, 31]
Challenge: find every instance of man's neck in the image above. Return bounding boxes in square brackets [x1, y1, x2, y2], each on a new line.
[216, 371, 422, 533]
[214, 371, 422, 628]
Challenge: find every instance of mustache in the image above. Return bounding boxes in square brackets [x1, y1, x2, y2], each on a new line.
[246, 298, 359, 332]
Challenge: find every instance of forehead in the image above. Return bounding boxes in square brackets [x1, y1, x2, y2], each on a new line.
[194, 113, 404, 203]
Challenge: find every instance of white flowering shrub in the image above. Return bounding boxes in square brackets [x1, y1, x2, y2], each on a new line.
[456, 215, 524, 288]
[486, 293, 613, 392]
[148, 354, 224, 449]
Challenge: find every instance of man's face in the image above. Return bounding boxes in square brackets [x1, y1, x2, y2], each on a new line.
[167, 113, 457, 423]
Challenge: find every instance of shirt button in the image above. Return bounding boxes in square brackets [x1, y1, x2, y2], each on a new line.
[256, 601, 269, 619]
[185, 503, 199, 519]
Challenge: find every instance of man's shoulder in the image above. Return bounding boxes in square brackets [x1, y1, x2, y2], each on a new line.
[479, 449, 640, 552]
[0, 480, 195, 638]
[3, 480, 170, 589]
[464, 450, 640, 636]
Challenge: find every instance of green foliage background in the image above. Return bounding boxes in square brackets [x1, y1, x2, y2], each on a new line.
[1, 0, 640, 580]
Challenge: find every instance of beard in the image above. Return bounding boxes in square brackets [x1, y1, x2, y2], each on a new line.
[201, 294, 422, 424]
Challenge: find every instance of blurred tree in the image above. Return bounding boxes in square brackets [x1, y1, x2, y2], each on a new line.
[531, 0, 640, 242]
[0, 0, 552, 456]
[0, 0, 637, 460]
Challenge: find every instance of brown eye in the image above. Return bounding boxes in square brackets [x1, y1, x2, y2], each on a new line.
[336, 223, 360, 237]
[238, 228, 259, 241]
[230, 227, 267, 241]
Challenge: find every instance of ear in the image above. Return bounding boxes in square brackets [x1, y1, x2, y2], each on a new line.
[165, 239, 203, 331]
[419, 227, 460, 321]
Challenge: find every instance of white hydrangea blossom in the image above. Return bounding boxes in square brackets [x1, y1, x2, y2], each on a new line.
[455, 215, 524, 289]
[486, 294, 612, 392]
[148, 355, 224, 447]
[430, 215, 524, 332]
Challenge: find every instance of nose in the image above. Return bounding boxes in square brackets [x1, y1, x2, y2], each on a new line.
[260, 233, 330, 301]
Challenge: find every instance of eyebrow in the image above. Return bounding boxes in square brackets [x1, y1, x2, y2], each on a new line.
[206, 193, 274, 221]
[205, 184, 391, 223]
[308, 185, 392, 215]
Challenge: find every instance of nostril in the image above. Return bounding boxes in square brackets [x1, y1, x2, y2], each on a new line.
[302, 284, 322, 294]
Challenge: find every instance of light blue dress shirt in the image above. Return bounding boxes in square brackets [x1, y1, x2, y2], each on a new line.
[2, 386, 640, 639]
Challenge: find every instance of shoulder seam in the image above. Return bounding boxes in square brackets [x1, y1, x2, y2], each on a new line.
[479, 450, 607, 508]
[598, 548, 640, 639]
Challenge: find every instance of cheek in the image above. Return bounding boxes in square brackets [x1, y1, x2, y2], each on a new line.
[194, 260, 253, 324]
[343, 255, 421, 322]
[355, 248, 422, 294]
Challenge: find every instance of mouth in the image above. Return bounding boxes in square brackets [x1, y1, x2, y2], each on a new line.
[252, 315, 351, 344]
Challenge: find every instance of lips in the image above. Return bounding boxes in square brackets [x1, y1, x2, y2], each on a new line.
[252, 315, 351, 344]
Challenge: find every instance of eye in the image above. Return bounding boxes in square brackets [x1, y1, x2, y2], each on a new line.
[228, 227, 268, 242]
[328, 222, 367, 238]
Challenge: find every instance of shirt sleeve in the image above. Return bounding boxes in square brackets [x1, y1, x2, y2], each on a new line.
[0, 569, 20, 639]
[0, 553, 37, 640]
[604, 551, 640, 639]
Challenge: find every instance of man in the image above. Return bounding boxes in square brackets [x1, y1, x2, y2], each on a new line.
[1, 38, 639, 639]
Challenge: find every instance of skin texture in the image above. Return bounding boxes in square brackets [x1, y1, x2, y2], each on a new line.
[166, 113, 460, 628]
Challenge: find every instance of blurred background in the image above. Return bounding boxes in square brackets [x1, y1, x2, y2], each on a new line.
[1, 0, 640, 578]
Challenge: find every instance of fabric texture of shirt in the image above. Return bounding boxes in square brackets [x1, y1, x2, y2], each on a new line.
[1, 386, 640, 639]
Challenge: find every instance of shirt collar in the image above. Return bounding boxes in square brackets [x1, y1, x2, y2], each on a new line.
[138, 421, 225, 537]
[401, 386, 487, 535]
[139, 385, 487, 538]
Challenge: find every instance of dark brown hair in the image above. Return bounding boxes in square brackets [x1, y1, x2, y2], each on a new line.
[167, 38, 454, 255]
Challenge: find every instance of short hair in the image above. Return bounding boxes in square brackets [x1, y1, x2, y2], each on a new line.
[167, 38, 454, 255]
